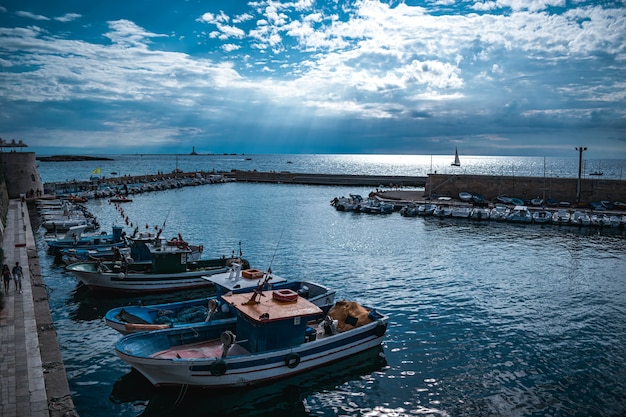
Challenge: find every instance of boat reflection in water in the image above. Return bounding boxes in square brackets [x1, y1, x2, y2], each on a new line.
[110, 345, 387, 417]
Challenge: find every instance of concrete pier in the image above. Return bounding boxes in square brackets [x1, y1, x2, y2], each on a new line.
[223, 170, 428, 187]
[0, 199, 77, 417]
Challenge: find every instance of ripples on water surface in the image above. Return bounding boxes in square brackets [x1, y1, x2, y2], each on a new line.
[34, 161, 626, 416]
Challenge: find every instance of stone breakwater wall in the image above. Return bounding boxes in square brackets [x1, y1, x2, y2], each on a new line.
[223, 170, 428, 187]
[426, 174, 626, 204]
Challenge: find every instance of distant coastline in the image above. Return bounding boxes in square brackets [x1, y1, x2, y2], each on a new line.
[36, 155, 114, 162]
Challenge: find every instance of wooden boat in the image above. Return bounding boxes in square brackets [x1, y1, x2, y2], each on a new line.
[65, 236, 248, 293]
[104, 271, 336, 334]
[115, 292, 388, 388]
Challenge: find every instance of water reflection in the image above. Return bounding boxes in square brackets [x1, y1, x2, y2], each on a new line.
[110, 346, 388, 417]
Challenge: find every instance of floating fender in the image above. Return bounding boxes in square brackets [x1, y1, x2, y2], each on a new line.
[242, 269, 264, 279]
[285, 353, 300, 368]
[375, 320, 387, 337]
[210, 359, 227, 376]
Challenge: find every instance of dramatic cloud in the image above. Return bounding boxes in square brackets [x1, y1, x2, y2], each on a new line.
[0, 0, 624, 157]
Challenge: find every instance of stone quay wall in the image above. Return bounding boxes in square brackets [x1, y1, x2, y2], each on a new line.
[426, 174, 626, 204]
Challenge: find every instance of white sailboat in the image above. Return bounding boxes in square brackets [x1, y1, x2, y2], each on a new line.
[451, 148, 461, 166]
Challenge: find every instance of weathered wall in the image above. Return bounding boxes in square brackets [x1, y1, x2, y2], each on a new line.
[0, 164, 8, 232]
[0, 151, 43, 199]
[426, 174, 626, 204]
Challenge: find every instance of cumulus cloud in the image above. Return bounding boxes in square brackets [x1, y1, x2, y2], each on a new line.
[16, 11, 50, 21]
[55, 13, 81, 23]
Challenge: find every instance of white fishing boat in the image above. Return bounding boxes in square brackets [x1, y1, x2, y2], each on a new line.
[489, 204, 510, 221]
[65, 236, 248, 294]
[532, 210, 552, 224]
[115, 292, 388, 388]
[470, 207, 491, 220]
[458, 191, 472, 202]
[506, 206, 532, 223]
[450, 206, 472, 218]
[570, 211, 591, 226]
[551, 209, 571, 225]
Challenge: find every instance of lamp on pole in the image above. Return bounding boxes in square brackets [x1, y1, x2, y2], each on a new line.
[575, 146, 587, 204]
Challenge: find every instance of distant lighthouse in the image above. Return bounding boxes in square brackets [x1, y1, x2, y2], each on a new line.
[190, 146, 198, 155]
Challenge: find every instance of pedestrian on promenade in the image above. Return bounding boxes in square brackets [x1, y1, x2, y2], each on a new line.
[2, 264, 11, 293]
[12, 261, 23, 294]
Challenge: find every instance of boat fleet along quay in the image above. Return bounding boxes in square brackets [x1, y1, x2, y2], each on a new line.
[42, 170, 429, 198]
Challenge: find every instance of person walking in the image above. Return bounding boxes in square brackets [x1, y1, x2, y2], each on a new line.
[12, 261, 23, 294]
[2, 264, 11, 293]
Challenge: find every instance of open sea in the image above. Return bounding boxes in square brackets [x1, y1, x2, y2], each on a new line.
[34, 154, 626, 417]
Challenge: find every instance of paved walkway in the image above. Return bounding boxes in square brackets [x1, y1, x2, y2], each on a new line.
[0, 199, 77, 417]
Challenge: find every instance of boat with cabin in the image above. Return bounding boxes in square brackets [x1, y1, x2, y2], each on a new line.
[115, 291, 388, 388]
[105, 269, 336, 334]
[65, 233, 248, 293]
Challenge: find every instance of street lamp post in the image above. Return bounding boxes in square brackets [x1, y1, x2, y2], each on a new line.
[575, 146, 587, 205]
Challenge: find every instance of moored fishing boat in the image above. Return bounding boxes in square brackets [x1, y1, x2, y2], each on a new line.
[47, 225, 126, 257]
[115, 291, 388, 388]
[489, 204, 510, 221]
[570, 211, 591, 226]
[65, 236, 248, 293]
[551, 209, 571, 225]
[532, 209, 552, 224]
[104, 269, 336, 334]
[458, 191, 472, 202]
[506, 205, 532, 223]
[470, 207, 490, 220]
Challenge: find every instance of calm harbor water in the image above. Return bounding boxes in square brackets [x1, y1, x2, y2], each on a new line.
[34, 155, 626, 417]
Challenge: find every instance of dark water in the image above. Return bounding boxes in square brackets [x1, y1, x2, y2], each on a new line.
[35, 159, 626, 417]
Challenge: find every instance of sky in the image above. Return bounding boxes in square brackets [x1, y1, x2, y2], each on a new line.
[0, 0, 625, 158]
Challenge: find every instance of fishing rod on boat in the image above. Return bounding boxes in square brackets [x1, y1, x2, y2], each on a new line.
[267, 230, 284, 275]
[244, 231, 283, 305]
[154, 208, 171, 240]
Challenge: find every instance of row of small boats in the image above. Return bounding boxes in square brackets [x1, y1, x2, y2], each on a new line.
[38, 198, 388, 390]
[331, 194, 394, 214]
[49, 173, 233, 202]
[399, 203, 626, 227]
[38, 199, 99, 232]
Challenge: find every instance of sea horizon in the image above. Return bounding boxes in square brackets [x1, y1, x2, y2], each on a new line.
[37, 153, 626, 184]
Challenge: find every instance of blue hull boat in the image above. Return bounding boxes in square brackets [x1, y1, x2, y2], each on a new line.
[115, 293, 387, 388]
[105, 274, 335, 334]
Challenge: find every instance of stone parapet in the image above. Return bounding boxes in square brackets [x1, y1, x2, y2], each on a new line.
[426, 174, 626, 204]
